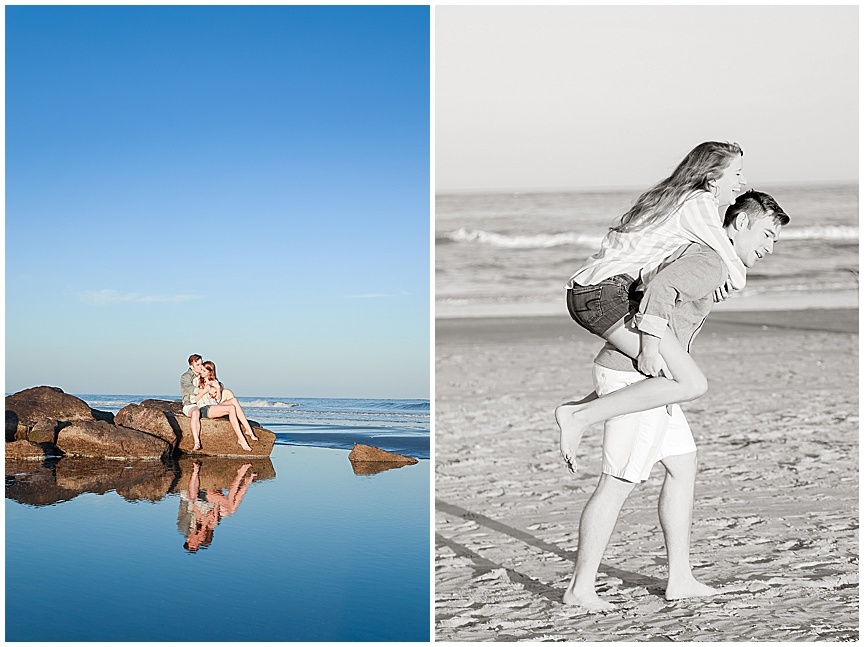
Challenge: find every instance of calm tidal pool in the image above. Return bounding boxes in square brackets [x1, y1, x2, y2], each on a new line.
[6, 445, 430, 641]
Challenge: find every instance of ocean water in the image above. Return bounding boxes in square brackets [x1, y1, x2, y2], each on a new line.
[436, 183, 858, 310]
[82, 394, 430, 459]
[6, 395, 430, 641]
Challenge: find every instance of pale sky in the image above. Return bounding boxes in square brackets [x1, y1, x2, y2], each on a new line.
[436, 5, 858, 191]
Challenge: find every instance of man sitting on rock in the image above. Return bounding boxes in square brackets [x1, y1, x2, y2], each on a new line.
[180, 354, 207, 450]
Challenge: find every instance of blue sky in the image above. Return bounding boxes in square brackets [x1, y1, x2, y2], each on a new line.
[6, 6, 430, 399]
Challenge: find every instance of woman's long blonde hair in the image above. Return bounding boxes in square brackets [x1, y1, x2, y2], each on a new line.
[612, 141, 743, 233]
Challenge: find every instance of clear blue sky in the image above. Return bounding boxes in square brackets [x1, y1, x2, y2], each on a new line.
[6, 6, 430, 399]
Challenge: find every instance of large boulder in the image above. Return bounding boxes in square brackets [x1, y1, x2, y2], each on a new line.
[56, 420, 172, 460]
[114, 404, 178, 448]
[5, 386, 94, 428]
[173, 416, 276, 457]
[348, 443, 419, 475]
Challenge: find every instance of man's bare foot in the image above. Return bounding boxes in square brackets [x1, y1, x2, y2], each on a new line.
[556, 403, 591, 474]
[562, 588, 615, 612]
[665, 577, 719, 601]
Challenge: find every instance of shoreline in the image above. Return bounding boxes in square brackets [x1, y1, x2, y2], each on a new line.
[436, 289, 859, 320]
[437, 306, 859, 345]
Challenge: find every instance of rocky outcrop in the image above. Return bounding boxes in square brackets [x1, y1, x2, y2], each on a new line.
[6, 386, 94, 428]
[348, 443, 419, 475]
[348, 443, 418, 464]
[114, 404, 178, 448]
[6, 387, 276, 461]
[56, 420, 172, 460]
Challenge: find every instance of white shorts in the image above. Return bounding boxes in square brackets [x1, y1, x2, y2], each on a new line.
[593, 364, 698, 484]
[182, 403, 200, 417]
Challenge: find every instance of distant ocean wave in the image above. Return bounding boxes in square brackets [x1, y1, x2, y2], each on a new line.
[779, 225, 858, 241]
[241, 399, 298, 409]
[283, 409, 430, 420]
[373, 400, 430, 412]
[440, 225, 857, 250]
[441, 228, 604, 249]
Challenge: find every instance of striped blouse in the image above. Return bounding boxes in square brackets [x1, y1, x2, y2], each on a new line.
[566, 191, 746, 291]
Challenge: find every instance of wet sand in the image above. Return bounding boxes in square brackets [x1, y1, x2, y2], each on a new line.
[435, 308, 859, 641]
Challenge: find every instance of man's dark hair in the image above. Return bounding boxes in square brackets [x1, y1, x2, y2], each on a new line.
[188, 354, 202, 365]
[724, 189, 789, 228]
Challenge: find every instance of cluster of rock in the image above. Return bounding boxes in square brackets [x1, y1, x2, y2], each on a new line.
[6, 386, 275, 461]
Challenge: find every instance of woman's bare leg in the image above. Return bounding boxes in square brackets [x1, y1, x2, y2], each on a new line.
[221, 389, 257, 440]
[206, 404, 252, 451]
[558, 327, 707, 472]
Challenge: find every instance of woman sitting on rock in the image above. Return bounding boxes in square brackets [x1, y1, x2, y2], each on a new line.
[200, 361, 258, 443]
[190, 361, 256, 452]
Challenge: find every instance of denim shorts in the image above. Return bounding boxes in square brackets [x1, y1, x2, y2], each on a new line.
[566, 273, 639, 338]
[199, 405, 212, 418]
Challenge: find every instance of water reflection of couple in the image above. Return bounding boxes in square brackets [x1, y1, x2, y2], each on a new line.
[178, 461, 257, 552]
[180, 354, 258, 452]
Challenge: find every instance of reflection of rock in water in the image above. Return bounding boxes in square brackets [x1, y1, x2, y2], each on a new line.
[5, 458, 180, 507]
[348, 443, 418, 475]
[57, 459, 179, 502]
[349, 461, 416, 475]
[172, 455, 276, 494]
[5, 455, 278, 508]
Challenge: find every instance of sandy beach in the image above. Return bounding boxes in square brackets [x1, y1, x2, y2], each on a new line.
[434, 307, 858, 641]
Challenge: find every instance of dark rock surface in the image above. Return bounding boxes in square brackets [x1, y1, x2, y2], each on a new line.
[5, 386, 94, 428]
[140, 399, 184, 416]
[56, 420, 172, 460]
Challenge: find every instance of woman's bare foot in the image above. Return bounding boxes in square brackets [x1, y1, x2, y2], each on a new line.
[562, 588, 615, 612]
[555, 403, 592, 474]
[237, 439, 253, 452]
[665, 576, 719, 601]
[244, 427, 258, 441]
[193, 442, 202, 451]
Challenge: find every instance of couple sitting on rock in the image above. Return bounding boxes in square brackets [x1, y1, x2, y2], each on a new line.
[180, 354, 257, 452]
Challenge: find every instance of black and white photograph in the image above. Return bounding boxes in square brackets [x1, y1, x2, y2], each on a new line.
[435, 5, 858, 641]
